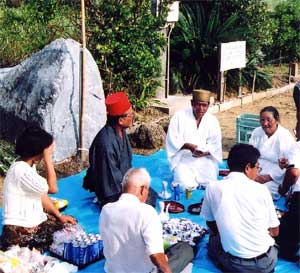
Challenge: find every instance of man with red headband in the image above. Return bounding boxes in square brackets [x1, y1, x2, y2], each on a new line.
[83, 92, 134, 207]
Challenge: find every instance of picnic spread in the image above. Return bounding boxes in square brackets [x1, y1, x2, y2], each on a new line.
[0, 150, 297, 272]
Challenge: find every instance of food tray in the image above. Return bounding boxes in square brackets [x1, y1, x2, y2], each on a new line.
[163, 201, 185, 213]
[50, 251, 104, 269]
[188, 203, 202, 215]
[219, 170, 230, 177]
[50, 197, 68, 211]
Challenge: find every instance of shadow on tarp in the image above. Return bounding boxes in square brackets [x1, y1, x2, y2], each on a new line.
[0, 150, 297, 272]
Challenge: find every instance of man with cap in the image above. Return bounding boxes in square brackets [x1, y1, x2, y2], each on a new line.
[166, 89, 222, 189]
[83, 91, 134, 207]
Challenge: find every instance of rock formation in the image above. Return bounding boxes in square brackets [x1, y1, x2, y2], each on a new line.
[0, 38, 106, 161]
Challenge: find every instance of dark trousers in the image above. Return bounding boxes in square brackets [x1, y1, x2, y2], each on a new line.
[293, 85, 300, 113]
[276, 192, 300, 262]
[208, 234, 278, 273]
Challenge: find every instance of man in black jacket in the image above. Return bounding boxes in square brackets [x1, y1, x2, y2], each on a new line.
[83, 92, 133, 207]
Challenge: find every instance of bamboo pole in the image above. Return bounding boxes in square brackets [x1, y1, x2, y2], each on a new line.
[80, 0, 87, 162]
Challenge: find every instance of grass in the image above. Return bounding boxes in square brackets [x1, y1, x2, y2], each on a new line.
[262, 64, 290, 76]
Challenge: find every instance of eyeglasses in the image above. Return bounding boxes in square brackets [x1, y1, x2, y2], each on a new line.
[121, 113, 134, 118]
[255, 164, 262, 173]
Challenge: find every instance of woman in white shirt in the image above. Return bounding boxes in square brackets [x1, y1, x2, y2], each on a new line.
[249, 106, 298, 199]
[0, 126, 76, 251]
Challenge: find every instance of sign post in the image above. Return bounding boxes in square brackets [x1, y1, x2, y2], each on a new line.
[218, 41, 246, 102]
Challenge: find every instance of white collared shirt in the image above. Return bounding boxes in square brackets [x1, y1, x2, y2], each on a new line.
[99, 193, 164, 273]
[201, 172, 280, 258]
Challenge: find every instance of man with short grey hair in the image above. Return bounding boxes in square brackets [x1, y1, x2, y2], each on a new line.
[99, 168, 171, 273]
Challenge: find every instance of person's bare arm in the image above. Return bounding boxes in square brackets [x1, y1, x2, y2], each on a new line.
[150, 253, 172, 273]
[41, 193, 77, 224]
[255, 174, 272, 184]
[278, 167, 299, 196]
[269, 226, 279, 237]
[43, 143, 58, 193]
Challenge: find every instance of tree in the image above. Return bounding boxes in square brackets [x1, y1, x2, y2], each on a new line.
[268, 0, 300, 62]
[0, 0, 170, 108]
[170, 0, 274, 94]
[85, 0, 169, 108]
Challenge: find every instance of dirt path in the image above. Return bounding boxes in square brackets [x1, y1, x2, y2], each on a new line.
[216, 89, 296, 158]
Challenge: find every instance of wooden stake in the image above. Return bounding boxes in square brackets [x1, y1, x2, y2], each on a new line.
[80, 0, 87, 162]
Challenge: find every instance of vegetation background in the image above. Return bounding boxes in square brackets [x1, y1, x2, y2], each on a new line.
[1, 0, 300, 104]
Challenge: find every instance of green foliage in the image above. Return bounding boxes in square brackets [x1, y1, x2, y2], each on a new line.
[86, 0, 168, 109]
[268, 0, 300, 62]
[0, 0, 168, 108]
[170, 0, 275, 94]
[219, 0, 276, 57]
[0, 140, 16, 175]
[170, 2, 247, 93]
[226, 57, 272, 92]
[0, 0, 80, 67]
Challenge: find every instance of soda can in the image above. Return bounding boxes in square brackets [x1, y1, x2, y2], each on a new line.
[185, 187, 193, 199]
[92, 238, 99, 259]
[72, 242, 80, 265]
[63, 241, 72, 261]
[98, 239, 103, 256]
[172, 182, 180, 200]
[79, 242, 88, 265]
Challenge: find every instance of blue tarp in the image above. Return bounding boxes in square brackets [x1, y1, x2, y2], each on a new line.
[1, 150, 297, 272]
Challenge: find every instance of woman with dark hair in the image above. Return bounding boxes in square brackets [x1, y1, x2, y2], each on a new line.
[1, 126, 76, 251]
[249, 106, 298, 199]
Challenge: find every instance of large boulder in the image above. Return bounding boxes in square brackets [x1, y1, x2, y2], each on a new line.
[0, 38, 106, 162]
[128, 122, 166, 149]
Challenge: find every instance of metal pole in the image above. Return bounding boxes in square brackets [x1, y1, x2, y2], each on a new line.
[80, 0, 87, 161]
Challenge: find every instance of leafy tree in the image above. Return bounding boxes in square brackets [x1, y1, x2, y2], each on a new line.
[217, 0, 276, 59]
[170, 0, 274, 94]
[85, 0, 168, 109]
[268, 0, 300, 62]
[0, 0, 171, 109]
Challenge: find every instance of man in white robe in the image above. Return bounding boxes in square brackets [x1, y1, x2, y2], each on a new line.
[166, 89, 222, 189]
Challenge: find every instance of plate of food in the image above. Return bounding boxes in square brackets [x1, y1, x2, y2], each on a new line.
[219, 170, 230, 177]
[163, 201, 185, 214]
[50, 197, 69, 211]
[188, 203, 202, 215]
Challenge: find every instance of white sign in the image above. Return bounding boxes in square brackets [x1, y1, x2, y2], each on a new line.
[166, 1, 180, 22]
[220, 41, 246, 72]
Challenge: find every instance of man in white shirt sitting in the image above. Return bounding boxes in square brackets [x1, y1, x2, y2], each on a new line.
[201, 144, 280, 273]
[166, 89, 222, 190]
[99, 168, 171, 273]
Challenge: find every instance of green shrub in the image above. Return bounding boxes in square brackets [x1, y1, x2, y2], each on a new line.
[267, 0, 300, 62]
[86, 0, 168, 109]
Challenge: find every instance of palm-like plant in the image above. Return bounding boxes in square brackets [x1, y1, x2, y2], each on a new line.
[170, 2, 247, 94]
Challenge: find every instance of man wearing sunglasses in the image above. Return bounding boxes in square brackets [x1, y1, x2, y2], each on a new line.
[166, 89, 222, 190]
